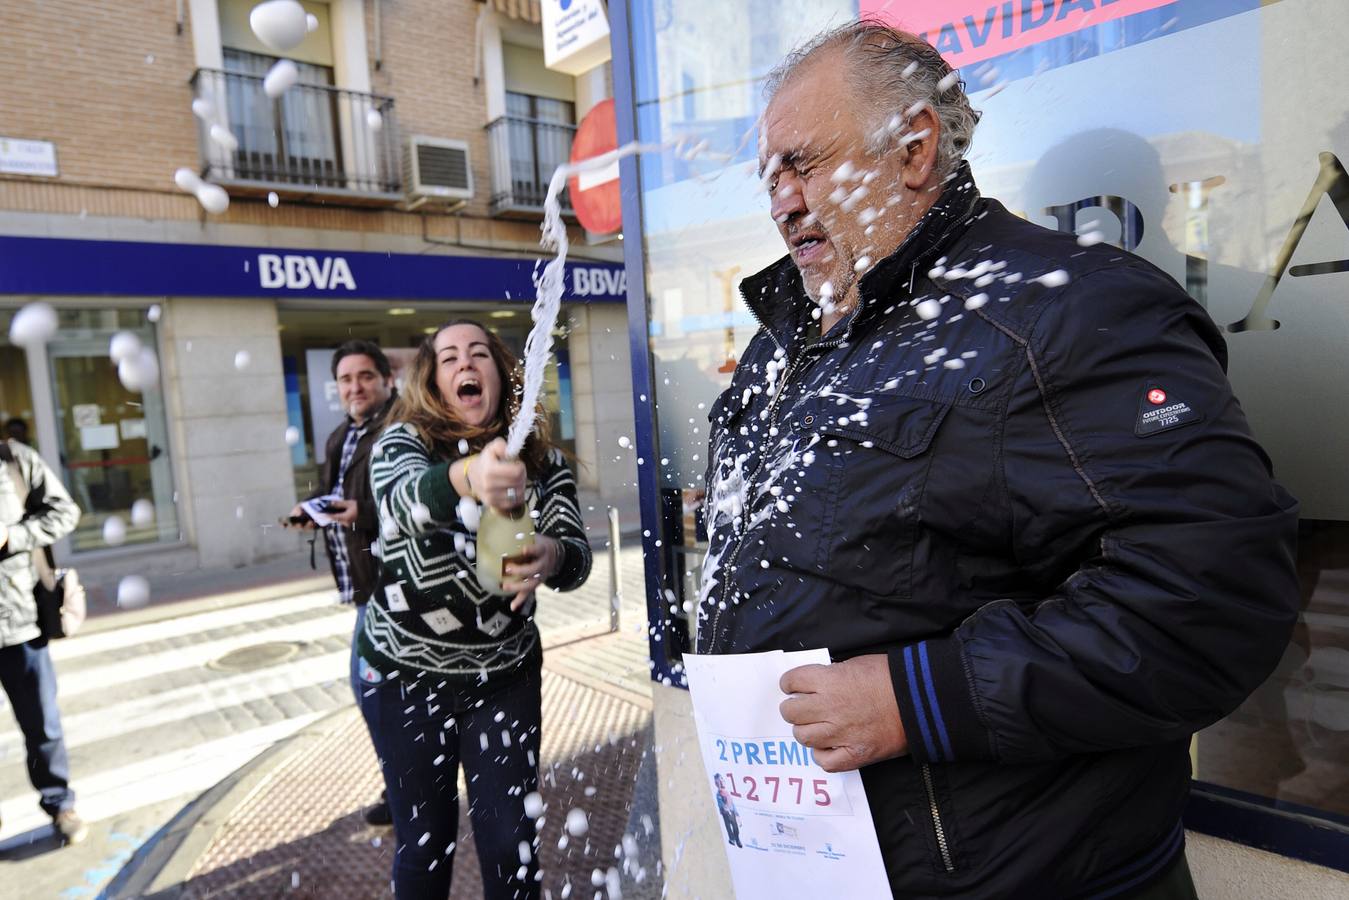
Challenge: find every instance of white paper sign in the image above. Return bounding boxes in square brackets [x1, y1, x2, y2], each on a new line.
[682, 650, 891, 898]
[120, 418, 147, 440]
[0, 137, 58, 177]
[540, 0, 611, 75]
[79, 424, 119, 451]
[72, 404, 101, 428]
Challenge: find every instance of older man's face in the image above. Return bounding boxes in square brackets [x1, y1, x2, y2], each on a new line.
[761, 51, 918, 307]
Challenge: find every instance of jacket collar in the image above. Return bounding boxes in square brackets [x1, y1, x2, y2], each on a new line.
[739, 162, 982, 350]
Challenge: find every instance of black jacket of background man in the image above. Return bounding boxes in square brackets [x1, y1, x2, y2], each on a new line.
[312, 393, 395, 606]
[700, 164, 1300, 898]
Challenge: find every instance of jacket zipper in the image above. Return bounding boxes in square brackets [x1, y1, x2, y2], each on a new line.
[705, 306, 855, 653]
[921, 762, 956, 873]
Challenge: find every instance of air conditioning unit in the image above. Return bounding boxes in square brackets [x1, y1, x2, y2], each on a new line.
[404, 136, 473, 210]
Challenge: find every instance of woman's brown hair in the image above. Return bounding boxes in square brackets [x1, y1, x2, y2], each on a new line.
[386, 319, 554, 475]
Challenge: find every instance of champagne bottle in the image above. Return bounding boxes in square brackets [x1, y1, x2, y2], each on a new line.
[475, 503, 535, 595]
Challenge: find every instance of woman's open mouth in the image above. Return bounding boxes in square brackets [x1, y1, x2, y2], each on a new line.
[456, 379, 483, 407]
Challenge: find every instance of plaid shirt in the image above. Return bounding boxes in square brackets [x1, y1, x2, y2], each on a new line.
[324, 421, 367, 604]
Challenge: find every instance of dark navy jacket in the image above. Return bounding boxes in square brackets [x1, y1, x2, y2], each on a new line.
[699, 168, 1299, 898]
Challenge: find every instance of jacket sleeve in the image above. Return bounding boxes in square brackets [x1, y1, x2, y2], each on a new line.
[889, 264, 1300, 765]
[536, 449, 592, 592]
[2, 445, 81, 557]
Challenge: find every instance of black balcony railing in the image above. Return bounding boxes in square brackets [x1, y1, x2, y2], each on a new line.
[486, 114, 576, 214]
[190, 68, 400, 198]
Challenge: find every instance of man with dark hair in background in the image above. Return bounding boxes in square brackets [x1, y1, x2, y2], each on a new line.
[286, 339, 396, 825]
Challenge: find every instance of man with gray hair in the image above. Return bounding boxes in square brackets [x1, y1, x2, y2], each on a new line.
[699, 21, 1298, 897]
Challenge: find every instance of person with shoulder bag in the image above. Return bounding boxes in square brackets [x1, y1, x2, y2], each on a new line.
[0, 437, 88, 844]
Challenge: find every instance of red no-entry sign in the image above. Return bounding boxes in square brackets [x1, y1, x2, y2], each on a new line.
[568, 98, 622, 235]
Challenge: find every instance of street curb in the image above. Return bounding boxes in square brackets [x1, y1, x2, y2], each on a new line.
[100, 707, 361, 900]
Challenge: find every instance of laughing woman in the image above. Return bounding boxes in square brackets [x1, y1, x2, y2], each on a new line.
[357, 319, 591, 899]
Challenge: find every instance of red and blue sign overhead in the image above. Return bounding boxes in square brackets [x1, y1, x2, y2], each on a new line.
[860, 0, 1178, 69]
[0, 236, 627, 302]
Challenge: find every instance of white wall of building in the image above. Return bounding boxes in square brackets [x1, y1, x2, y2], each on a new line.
[159, 298, 302, 568]
[567, 301, 637, 501]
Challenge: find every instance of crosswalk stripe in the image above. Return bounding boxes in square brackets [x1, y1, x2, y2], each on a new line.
[51, 591, 339, 663]
[0, 714, 325, 839]
[0, 651, 350, 760]
[55, 611, 354, 700]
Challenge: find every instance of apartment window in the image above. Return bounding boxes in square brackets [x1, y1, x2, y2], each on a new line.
[488, 42, 578, 213]
[504, 92, 576, 207]
[221, 48, 342, 186]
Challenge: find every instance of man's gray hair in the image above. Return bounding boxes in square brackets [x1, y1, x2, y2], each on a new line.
[763, 21, 981, 179]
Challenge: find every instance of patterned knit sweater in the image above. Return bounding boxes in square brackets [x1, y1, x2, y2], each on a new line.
[357, 421, 592, 691]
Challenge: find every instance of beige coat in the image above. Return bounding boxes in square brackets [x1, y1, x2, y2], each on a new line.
[0, 440, 80, 647]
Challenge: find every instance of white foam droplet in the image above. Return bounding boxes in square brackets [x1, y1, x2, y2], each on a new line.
[109, 331, 142, 363]
[365, 108, 383, 131]
[565, 808, 589, 837]
[943, 358, 965, 370]
[915, 298, 942, 320]
[1036, 269, 1071, 288]
[102, 517, 127, 546]
[268, 191, 279, 208]
[964, 293, 989, 310]
[937, 71, 960, 92]
[209, 124, 239, 152]
[147, 304, 162, 323]
[284, 426, 301, 446]
[118, 348, 160, 393]
[524, 791, 545, 819]
[191, 98, 213, 120]
[250, 0, 309, 52]
[411, 503, 432, 528]
[130, 499, 155, 528]
[263, 59, 299, 99]
[1077, 230, 1104, 247]
[829, 160, 856, 183]
[195, 183, 230, 214]
[306, 12, 319, 32]
[233, 350, 251, 370]
[617, 436, 631, 449]
[117, 575, 150, 609]
[854, 256, 872, 272]
[458, 497, 480, 532]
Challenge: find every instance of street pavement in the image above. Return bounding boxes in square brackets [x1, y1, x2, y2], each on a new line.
[0, 534, 652, 899]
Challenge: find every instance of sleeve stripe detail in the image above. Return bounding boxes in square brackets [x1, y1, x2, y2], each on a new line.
[904, 645, 940, 761]
[918, 641, 954, 762]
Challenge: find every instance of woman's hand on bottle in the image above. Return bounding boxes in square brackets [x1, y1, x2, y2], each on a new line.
[502, 535, 563, 611]
[469, 438, 527, 512]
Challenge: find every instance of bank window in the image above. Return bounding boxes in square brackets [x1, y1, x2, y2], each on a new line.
[22, 308, 180, 552]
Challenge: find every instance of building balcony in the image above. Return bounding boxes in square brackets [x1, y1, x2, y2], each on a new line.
[486, 114, 576, 217]
[189, 68, 402, 204]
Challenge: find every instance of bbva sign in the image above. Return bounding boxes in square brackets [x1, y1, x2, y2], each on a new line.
[571, 266, 626, 298]
[258, 253, 357, 291]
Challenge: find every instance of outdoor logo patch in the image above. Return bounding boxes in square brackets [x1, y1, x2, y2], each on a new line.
[1135, 383, 1202, 437]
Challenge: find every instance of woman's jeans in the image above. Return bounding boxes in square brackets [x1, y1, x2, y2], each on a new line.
[356, 652, 542, 900]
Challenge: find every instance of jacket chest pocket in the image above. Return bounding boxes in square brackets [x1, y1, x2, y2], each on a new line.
[779, 393, 952, 598]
